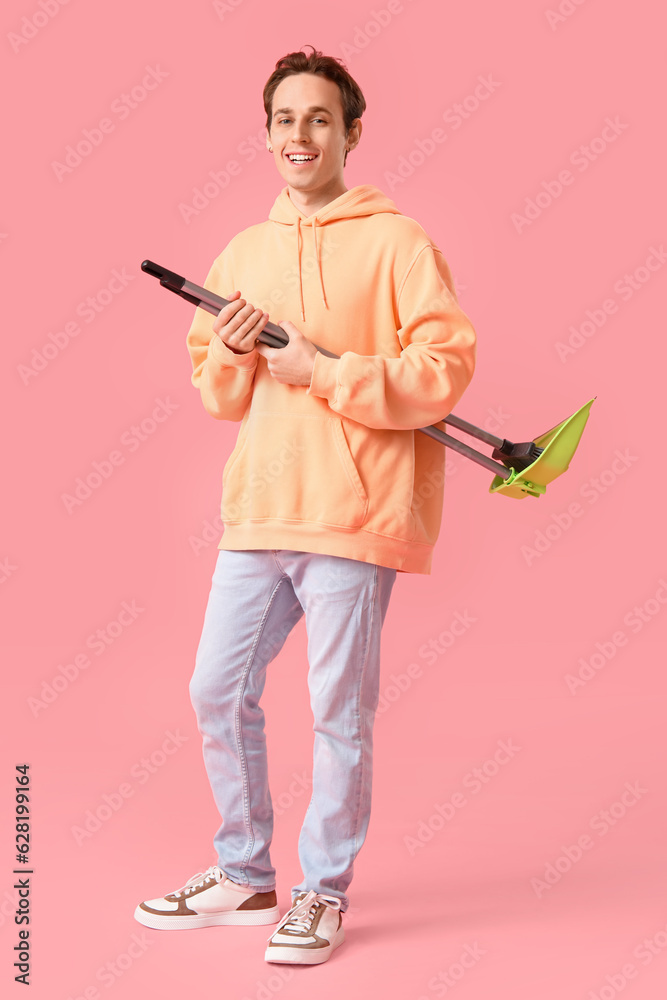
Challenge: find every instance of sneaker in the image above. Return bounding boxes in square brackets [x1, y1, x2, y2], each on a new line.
[264, 890, 345, 964]
[134, 865, 280, 929]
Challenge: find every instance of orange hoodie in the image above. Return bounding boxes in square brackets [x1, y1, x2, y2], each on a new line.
[186, 184, 477, 574]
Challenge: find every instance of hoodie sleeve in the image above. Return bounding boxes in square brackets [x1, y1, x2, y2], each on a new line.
[186, 254, 259, 422]
[306, 244, 476, 430]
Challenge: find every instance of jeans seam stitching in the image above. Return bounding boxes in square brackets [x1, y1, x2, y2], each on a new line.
[351, 565, 378, 863]
[235, 575, 286, 881]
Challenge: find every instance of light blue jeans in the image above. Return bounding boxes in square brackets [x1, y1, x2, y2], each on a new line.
[189, 548, 397, 913]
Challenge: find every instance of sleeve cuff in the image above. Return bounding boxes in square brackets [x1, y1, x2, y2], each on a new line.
[209, 334, 258, 369]
[306, 350, 339, 401]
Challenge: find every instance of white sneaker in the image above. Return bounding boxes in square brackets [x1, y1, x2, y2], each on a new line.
[265, 891, 345, 964]
[134, 866, 280, 929]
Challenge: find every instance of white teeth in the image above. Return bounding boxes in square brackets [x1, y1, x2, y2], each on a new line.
[289, 155, 316, 161]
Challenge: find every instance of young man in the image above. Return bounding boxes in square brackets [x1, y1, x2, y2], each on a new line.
[135, 47, 476, 965]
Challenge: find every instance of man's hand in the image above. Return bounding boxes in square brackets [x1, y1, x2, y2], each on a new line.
[212, 291, 269, 355]
[256, 320, 318, 387]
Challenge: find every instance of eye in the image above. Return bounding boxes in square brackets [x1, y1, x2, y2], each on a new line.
[276, 117, 328, 125]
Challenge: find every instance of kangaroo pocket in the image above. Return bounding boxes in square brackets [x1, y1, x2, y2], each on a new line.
[221, 411, 369, 528]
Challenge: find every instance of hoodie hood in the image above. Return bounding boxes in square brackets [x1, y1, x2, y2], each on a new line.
[268, 184, 402, 321]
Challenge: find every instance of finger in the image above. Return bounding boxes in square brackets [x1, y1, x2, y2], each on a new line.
[212, 293, 246, 333]
[213, 301, 256, 344]
[229, 308, 269, 347]
[255, 334, 276, 357]
[220, 312, 269, 356]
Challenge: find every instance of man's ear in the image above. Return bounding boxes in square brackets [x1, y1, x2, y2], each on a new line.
[346, 118, 362, 153]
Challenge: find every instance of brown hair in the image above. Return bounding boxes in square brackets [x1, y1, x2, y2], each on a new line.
[263, 45, 366, 165]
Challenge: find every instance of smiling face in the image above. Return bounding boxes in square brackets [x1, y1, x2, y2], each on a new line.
[266, 72, 361, 214]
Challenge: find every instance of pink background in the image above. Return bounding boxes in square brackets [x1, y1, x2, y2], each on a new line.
[2, 1, 666, 997]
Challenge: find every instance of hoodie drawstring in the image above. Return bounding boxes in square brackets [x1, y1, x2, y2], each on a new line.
[295, 215, 328, 323]
[313, 216, 328, 311]
[296, 217, 305, 322]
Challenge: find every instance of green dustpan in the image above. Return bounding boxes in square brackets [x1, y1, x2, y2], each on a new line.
[487, 398, 596, 498]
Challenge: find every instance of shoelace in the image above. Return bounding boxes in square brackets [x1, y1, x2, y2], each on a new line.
[268, 890, 341, 940]
[171, 865, 225, 898]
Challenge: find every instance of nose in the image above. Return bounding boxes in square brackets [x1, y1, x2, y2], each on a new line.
[290, 119, 310, 142]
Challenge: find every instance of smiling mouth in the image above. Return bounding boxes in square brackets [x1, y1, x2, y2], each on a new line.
[286, 153, 319, 165]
